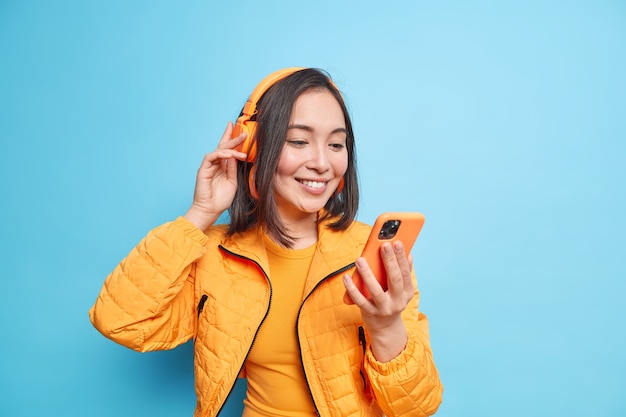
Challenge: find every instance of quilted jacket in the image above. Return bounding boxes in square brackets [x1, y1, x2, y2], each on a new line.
[89, 215, 443, 417]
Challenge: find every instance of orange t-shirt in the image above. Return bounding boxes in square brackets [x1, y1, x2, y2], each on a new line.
[242, 236, 317, 417]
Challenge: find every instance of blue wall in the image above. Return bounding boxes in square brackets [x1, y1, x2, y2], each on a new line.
[1, 1, 624, 416]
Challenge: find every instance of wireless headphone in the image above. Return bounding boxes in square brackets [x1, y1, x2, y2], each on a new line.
[232, 67, 304, 162]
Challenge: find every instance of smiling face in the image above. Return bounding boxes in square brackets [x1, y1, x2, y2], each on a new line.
[273, 88, 348, 224]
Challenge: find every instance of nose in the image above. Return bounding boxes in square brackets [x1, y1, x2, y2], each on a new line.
[306, 143, 331, 172]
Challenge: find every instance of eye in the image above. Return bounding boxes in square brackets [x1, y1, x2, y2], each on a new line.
[329, 142, 346, 151]
[286, 139, 308, 147]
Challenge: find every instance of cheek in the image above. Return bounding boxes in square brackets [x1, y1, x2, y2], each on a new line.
[275, 150, 300, 178]
[333, 153, 349, 176]
[274, 149, 300, 182]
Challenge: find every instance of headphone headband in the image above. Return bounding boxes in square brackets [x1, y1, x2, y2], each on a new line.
[241, 67, 304, 117]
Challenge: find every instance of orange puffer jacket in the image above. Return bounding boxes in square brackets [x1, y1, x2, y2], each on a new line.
[90, 216, 443, 417]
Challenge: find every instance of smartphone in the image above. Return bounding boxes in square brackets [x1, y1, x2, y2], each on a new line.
[351, 212, 425, 299]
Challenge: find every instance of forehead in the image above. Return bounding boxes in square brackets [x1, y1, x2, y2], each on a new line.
[289, 89, 346, 129]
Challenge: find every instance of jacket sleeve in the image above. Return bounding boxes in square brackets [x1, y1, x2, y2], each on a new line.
[89, 217, 209, 352]
[364, 284, 444, 417]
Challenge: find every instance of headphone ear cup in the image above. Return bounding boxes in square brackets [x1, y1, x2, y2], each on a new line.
[335, 177, 345, 195]
[248, 165, 259, 199]
[232, 117, 258, 163]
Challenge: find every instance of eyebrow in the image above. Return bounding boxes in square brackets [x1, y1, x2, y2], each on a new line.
[287, 124, 347, 135]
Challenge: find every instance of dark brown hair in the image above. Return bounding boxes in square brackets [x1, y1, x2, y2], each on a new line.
[227, 68, 359, 247]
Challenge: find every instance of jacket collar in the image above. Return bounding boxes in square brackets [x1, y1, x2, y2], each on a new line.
[219, 212, 361, 291]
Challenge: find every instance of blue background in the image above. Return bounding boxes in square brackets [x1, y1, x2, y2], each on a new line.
[1, 1, 625, 416]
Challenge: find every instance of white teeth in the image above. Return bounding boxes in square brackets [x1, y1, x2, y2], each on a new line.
[300, 180, 325, 189]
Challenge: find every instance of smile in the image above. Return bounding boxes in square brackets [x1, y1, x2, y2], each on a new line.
[298, 180, 327, 190]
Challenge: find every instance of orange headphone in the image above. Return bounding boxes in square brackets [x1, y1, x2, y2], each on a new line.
[232, 67, 304, 162]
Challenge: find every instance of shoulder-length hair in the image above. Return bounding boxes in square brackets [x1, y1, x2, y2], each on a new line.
[227, 68, 359, 247]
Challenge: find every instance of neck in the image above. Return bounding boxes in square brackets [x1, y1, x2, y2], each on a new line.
[290, 233, 318, 250]
[276, 209, 319, 249]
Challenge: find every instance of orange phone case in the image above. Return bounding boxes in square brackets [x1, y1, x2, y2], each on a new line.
[352, 212, 425, 299]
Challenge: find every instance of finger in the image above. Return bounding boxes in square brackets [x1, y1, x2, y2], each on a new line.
[342, 273, 375, 311]
[380, 242, 403, 297]
[392, 240, 414, 295]
[196, 154, 239, 185]
[405, 253, 417, 293]
[201, 149, 247, 169]
[393, 241, 412, 280]
[355, 256, 387, 303]
[218, 121, 247, 149]
[225, 153, 239, 182]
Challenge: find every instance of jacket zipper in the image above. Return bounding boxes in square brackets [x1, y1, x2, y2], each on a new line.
[295, 262, 356, 417]
[358, 325, 368, 391]
[194, 294, 210, 338]
[210, 245, 273, 417]
[197, 294, 208, 317]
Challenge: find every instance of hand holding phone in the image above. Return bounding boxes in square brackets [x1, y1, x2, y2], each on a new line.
[348, 212, 425, 301]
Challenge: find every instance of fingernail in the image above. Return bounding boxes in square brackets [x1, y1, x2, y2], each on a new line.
[356, 258, 367, 268]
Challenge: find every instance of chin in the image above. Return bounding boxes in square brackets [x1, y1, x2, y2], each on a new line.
[294, 202, 327, 216]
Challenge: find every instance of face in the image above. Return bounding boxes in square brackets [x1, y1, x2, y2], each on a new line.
[273, 89, 348, 223]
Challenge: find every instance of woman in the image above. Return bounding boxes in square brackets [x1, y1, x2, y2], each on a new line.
[90, 67, 443, 417]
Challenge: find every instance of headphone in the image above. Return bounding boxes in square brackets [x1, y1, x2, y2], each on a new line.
[231, 67, 304, 162]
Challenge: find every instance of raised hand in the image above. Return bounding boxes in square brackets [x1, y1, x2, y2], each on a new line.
[184, 122, 248, 231]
